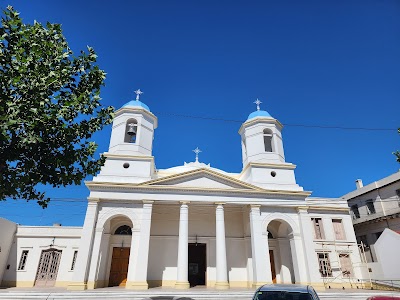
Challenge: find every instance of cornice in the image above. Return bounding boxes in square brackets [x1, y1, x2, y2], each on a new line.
[306, 206, 350, 212]
[85, 181, 311, 198]
[241, 162, 296, 175]
[115, 107, 158, 121]
[103, 153, 155, 162]
[239, 117, 284, 133]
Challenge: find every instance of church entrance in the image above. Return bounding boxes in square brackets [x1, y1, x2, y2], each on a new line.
[35, 249, 62, 287]
[188, 243, 206, 287]
[108, 247, 130, 287]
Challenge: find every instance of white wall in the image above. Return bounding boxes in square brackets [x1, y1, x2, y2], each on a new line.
[375, 229, 400, 279]
[2, 226, 81, 287]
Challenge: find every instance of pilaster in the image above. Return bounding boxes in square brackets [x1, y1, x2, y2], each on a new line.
[126, 201, 153, 289]
[249, 205, 271, 287]
[297, 207, 317, 284]
[68, 199, 99, 290]
[87, 227, 104, 289]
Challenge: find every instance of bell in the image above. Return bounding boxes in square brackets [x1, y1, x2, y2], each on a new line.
[127, 123, 136, 136]
[127, 127, 136, 136]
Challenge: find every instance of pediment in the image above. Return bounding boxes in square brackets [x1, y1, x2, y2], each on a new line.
[137, 168, 263, 191]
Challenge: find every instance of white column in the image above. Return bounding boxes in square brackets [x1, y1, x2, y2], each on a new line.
[289, 233, 309, 284]
[250, 205, 272, 286]
[87, 227, 104, 289]
[215, 203, 229, 289]
[126, 201, 153, 289]
[175, 201, 190, 289]
[68, 200, 99, 290]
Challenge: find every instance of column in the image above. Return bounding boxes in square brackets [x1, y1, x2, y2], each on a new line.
[68, 199, 99, 290]
[215, 203, 229, 289]
[87, 227, 104, 289]
[175, 201, 190, 289]
[249, 205, 271, 287]
[126, 201, 153, 289]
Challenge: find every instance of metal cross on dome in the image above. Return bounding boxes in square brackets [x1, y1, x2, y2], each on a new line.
[254, 98, 262, 111]
[193, 147, 202, 162]
[134, 89, 143, 101]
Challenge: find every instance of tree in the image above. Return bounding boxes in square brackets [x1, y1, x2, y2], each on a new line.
[396, 128, 400, 163]
[0, 6, 114, 207]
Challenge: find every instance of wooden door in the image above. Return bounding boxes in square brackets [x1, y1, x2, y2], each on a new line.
[269, 250, 277, 283]
[188, 243, 206, 287]
[109, 247, 130, 287]
[35, 249, 62, 287]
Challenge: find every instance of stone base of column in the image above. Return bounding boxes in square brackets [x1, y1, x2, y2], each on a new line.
[175, 281, 190, 289]
[125, 281, 149, 290]
[215, 281, 230, 289]
[252, 282, 270, 288]
[67, 282, 87, 290]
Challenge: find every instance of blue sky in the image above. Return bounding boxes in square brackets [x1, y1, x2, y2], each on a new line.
[1, 0, 399, 226]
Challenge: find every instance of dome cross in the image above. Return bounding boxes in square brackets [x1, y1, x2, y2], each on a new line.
[134, 89, 143, 101]
[254, 98, 262, 111]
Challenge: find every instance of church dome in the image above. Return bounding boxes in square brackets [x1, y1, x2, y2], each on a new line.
[122, 100, 150, 112]
[247, 109, 272, 120]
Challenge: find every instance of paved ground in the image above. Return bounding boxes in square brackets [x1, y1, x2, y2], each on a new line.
[0, 286, 399, 300]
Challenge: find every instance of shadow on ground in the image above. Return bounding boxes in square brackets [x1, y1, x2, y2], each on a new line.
[144, 297, 195, 300]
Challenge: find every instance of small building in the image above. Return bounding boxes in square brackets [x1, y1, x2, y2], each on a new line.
[1, 94, 364, 290]
[342, 171, 400, 279]
[375, 228, 400, 280]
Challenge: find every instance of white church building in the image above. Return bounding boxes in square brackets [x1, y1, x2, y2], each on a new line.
[0, 93, 364, 290]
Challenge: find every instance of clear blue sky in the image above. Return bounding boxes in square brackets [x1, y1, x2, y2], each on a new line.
[1, 0, 399, 226]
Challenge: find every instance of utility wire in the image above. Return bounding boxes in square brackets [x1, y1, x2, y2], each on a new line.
[154, 111, 398, 132]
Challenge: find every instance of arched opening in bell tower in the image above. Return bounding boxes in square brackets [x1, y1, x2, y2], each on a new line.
[263, 129, 273, 152]
[124, 119, 138, 143]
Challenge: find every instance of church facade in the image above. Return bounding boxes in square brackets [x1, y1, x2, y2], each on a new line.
[0, 94, 363, 290]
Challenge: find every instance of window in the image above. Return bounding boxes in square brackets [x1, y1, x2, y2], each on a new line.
[124, 119, 138, 143]
[357, 235, 369, 248]
[18, 250, 29, 270]
[317, 253, 332, 277]
[312, 218, 325, 239]
[339, 253, 353, 277]
[396, 189, 400, 207]
[366, 200, 376, 215]
[332, 219, 346, 240]
[114, 225, 132, 235]
[263, 129, 273, 152]
[351, 204, 360, 219]
[357, 235, 374, 262]
[70, 251, 78, 271]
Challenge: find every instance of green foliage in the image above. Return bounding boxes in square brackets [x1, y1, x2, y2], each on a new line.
[0, 6, 114, 207]
[395, 128, 400, 164]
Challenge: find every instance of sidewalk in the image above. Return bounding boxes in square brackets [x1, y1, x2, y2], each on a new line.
[0, 286, 399, 300]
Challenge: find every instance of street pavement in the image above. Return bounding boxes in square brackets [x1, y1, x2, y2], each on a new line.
[0, 287, 399, 300]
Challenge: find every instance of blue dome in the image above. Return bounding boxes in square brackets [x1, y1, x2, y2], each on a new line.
[122, 100, 150, 111]
[247, 110, 272, 120]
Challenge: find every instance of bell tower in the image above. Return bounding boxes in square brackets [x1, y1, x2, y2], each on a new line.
[94, 89, 158, 183]
[239, 99, 303, 191]
[108, 89, 157, 156]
